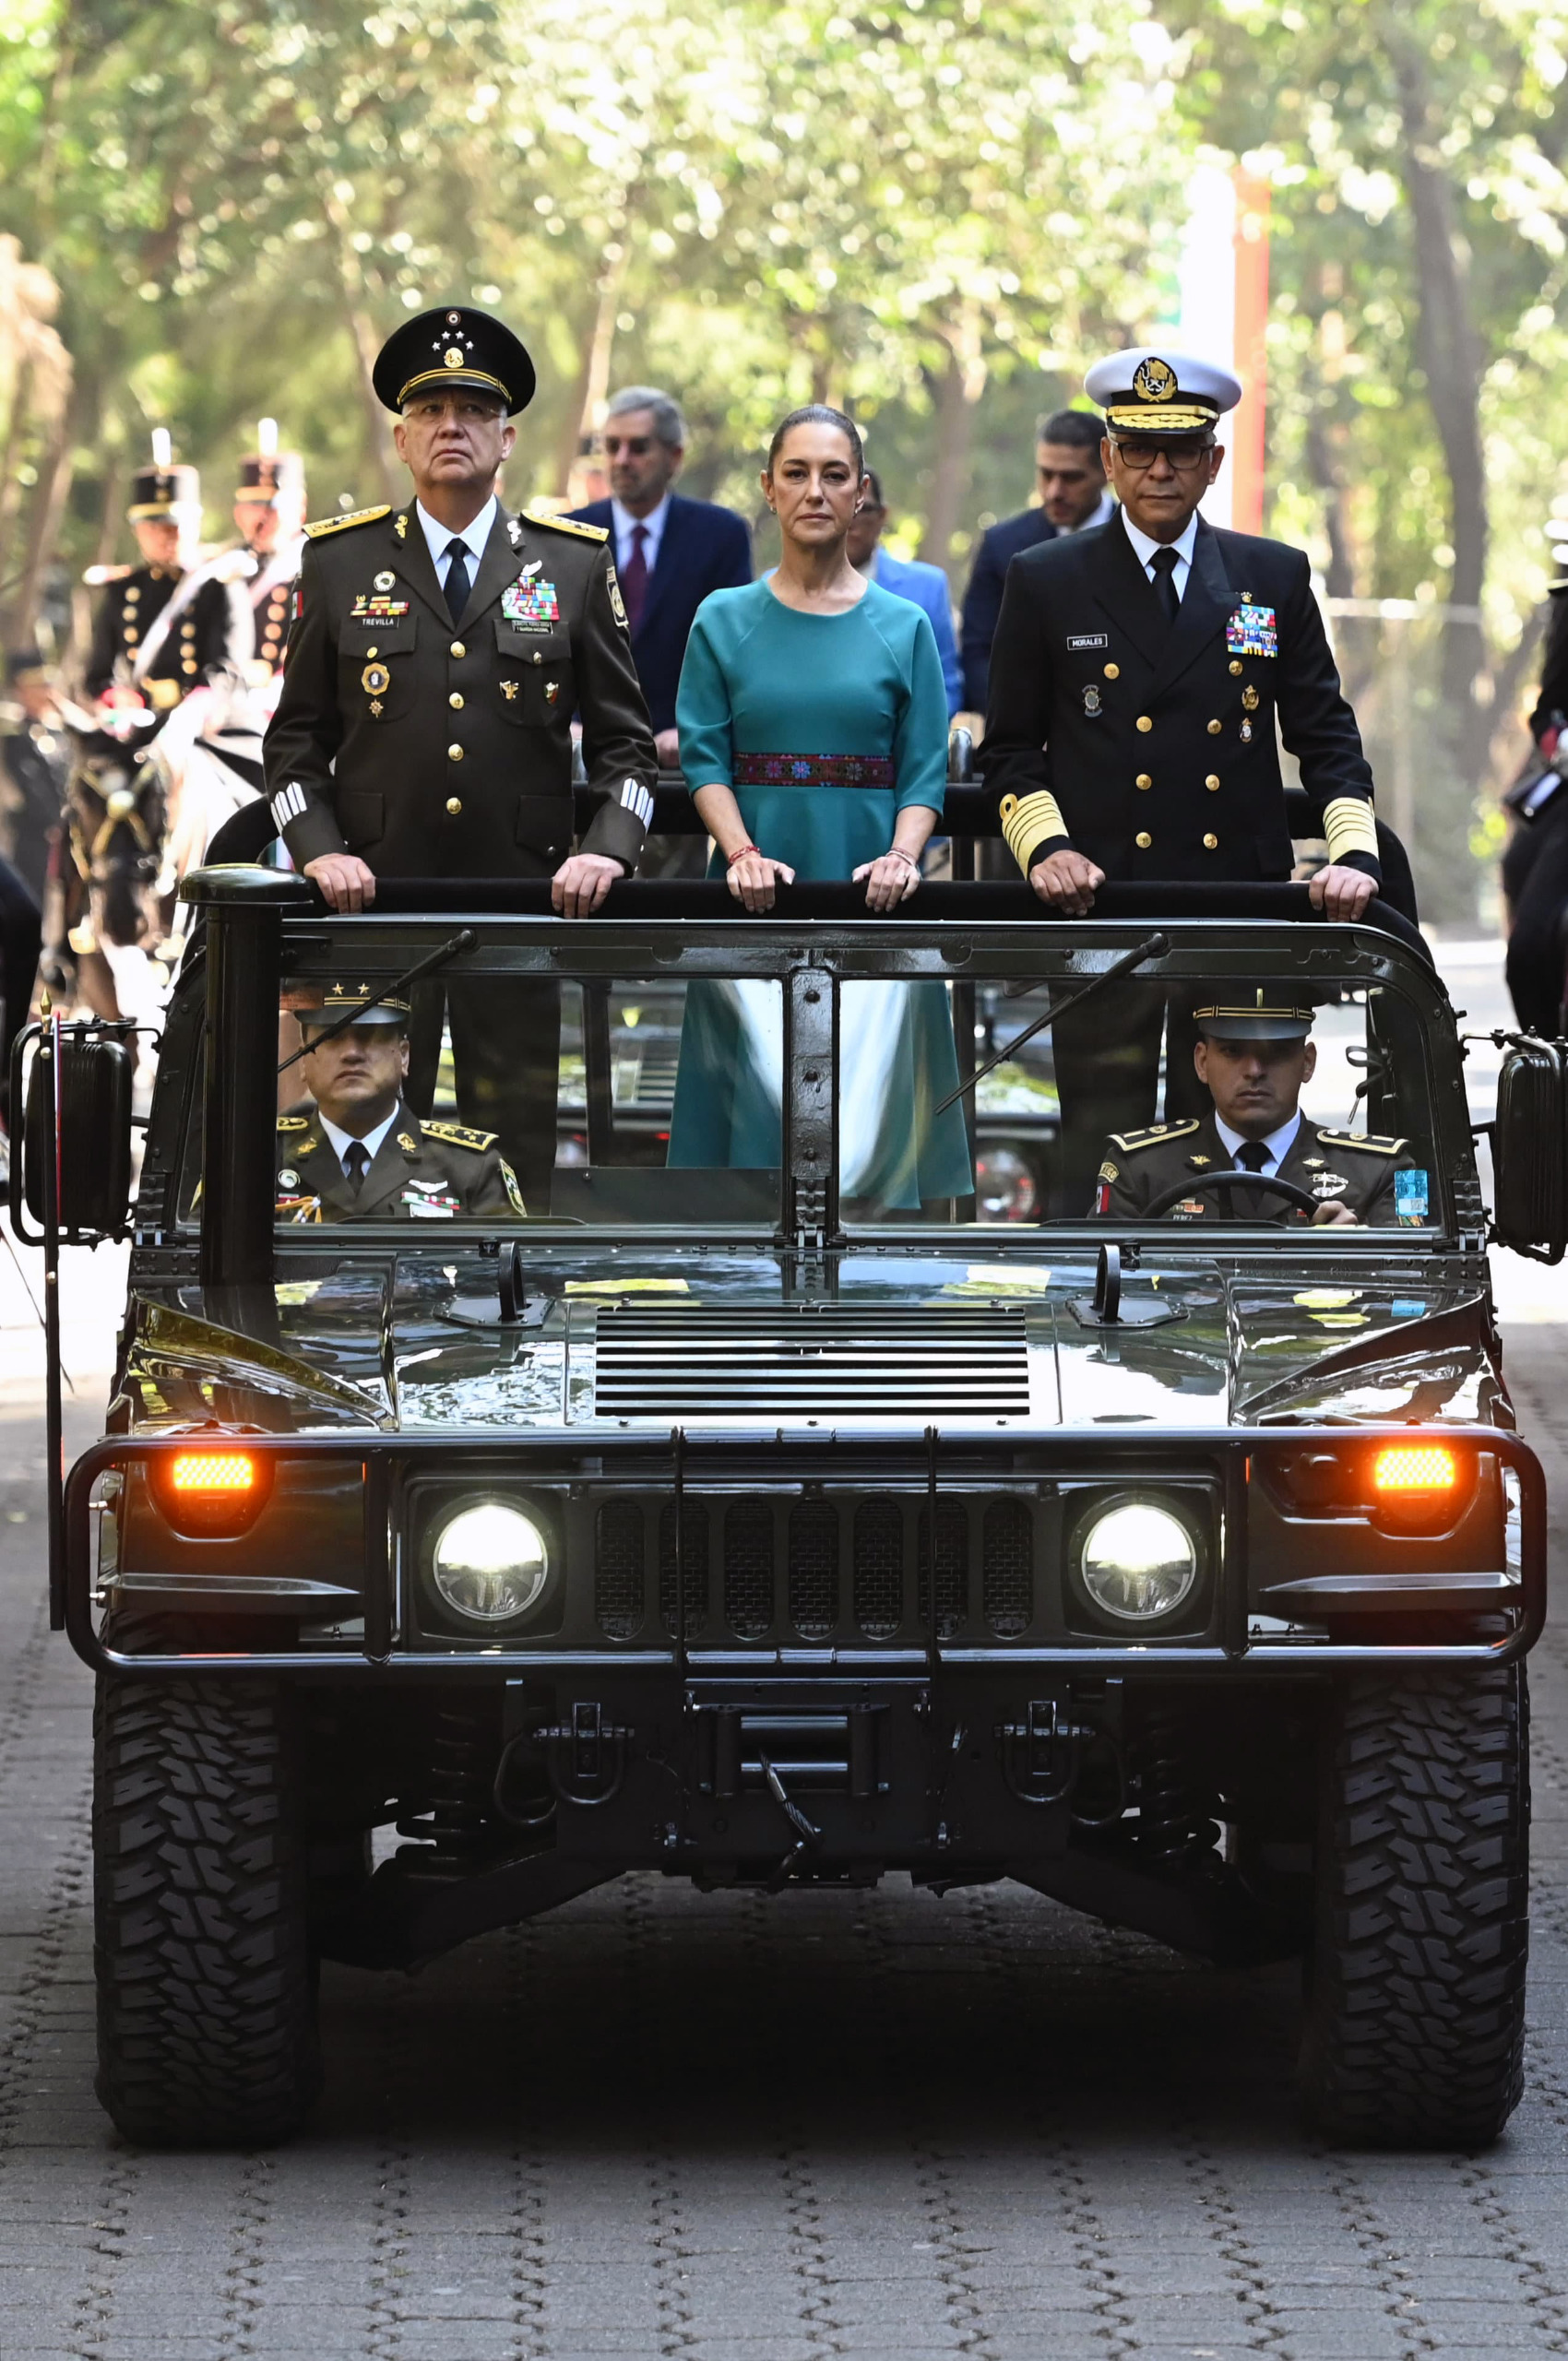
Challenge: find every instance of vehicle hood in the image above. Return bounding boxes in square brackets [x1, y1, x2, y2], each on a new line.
[128, 1252, 1497, 1439]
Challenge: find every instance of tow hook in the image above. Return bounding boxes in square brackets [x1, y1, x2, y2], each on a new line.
[539, 1702, 631, 1806]
[758, 1751, 824, 1891]
[996, 1698, 1088, 1806]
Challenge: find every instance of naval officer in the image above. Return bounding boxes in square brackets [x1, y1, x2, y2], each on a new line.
[981, 348, 1383, 1212]
[263, 304, 659, 1205]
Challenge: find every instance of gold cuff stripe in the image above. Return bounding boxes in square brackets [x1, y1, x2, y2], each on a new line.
[1105, 405, 1217, 434]
[1000, 789, 1069, 872]
[398, 365, 510, 405]
[1323, 796, 1380, 860]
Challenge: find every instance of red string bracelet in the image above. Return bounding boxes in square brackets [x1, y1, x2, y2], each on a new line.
[726, 843, 763, 869]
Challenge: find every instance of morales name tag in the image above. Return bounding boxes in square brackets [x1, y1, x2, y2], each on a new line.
[1227, 602, 1277, 657]
[502, 576, 560, 626]
[1066, 633, 1109, 650]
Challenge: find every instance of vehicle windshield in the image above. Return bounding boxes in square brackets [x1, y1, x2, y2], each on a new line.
[170, 920, 1453, 1236]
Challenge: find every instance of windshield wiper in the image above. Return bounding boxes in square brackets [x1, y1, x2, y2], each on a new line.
[932, 931, 1169, 1120]
[277, 928, 478, 1074]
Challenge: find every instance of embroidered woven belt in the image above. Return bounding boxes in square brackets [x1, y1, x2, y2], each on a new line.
[733, 753, 895, 789]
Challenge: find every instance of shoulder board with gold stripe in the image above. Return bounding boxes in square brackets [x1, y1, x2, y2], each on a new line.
[277, 1114, 311, 1132]
[521, 507, 608, 542]
[422, 1120, 498, 1152]
[1107, 1119, 1202, 1154]
[303, 505, 391, 540]
[1550, 578, 1568, 595]
[1314, 1129, 1408, 1157]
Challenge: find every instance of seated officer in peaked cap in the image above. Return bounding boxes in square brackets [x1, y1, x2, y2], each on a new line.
[263, 305, 659, 1208]
[981, 347, 1384, 1216]
[1093, 992, 1421, 1227]
[277, 986, 526, 1223]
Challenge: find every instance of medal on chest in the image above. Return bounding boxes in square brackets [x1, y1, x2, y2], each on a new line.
[502, 573, 559, 627]
[350, 591, 410, 623]
[1082, 682, 1103, 718]
[1226, 600, 1277, 658]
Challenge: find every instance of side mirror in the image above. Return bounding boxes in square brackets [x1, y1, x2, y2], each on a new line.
[1493, 1038, 1568, 1262]
[8, 1019, 136, 1244]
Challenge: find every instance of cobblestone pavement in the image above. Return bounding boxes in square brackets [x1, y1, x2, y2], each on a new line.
[0, 1295, 1563, 2358]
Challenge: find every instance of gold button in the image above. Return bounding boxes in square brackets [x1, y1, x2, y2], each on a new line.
[1203, 832, 1218, 849]
[447, 742, 464, 762]
[1104, 662, 1119, 680]
[1135, 715, 1152, 733]
[1135, 773, 1152, 790]
[445, 796, 462, 816]
[449, 692, 464, 709]
[1229, 659, 1242, 676]
[365, 644, 378, 658]
[1206, 774, 1219, 789]
[532, 651, 543, 666]
[450, 640, 465, 658]
[1135, 831, 1152, 849]
[1207, 719, 1221, 735]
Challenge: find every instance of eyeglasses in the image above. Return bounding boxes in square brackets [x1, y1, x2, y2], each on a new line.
[1111, 438, 1215, 473]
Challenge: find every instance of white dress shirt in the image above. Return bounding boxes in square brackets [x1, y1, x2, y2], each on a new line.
[318, 1106, 399, 1179]
[415, 494, 498, 590]
[1121, 508, 1200, 603]
[1214, 1110, 1301, 1179]
[610, 492, 671, 576]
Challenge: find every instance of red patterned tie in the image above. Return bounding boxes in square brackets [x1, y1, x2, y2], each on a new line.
[622, 523, 649, 634]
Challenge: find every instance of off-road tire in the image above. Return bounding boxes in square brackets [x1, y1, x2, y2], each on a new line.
[94, 1667, 321, 2145]
[1299, 1665, 1528, 2148]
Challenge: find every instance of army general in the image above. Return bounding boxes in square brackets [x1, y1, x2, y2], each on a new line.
[981, 348, 1384, 1213]
[263, 305, 659, 1204]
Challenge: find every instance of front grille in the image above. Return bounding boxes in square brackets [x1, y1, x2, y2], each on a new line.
[592, 1306, 1031, 1421]
[592, 1490, 1039, 1644]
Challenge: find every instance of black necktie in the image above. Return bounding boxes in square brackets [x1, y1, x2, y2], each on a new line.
[1149, 543, 1181, 626]
[1233, 1137, 1269, 1218]
[444, 536, 471, 623]
[344, 1140, 370, 1196]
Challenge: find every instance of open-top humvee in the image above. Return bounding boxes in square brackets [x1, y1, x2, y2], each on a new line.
[10, 820, 1558, 2152]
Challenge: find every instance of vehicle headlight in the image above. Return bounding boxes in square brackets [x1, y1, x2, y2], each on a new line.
[1076, 1501, 1197, 1623]
[431, 1502, 550, 1623]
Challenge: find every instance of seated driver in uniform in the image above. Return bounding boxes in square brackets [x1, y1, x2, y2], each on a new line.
[276, 986, 526, 1222]
[1093, 991, 1418, 1226]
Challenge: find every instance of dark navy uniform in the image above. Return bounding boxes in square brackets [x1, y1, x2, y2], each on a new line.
[84, 463, 240, 712]
[276, 1104, 525, 1224]
[1094, 1112, 1417, 1227]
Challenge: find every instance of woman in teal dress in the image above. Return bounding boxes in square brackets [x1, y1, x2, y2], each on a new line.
[666, 404, 971, 1209]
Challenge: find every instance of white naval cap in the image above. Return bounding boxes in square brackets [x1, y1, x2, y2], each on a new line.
[1085, 349, 1242, 437]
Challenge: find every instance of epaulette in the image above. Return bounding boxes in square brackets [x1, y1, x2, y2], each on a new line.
[83, 563, 134, 587]
[303, 505, 391, 540]
[277, 1114, 311, 1132]
[1107, 1119, 1202, 1154]
[1550, 578, 1568, 595]
[521, 507, 608, 542]
[423, 1119, 498, 1152]
[1315, 1128, 1408, 1157]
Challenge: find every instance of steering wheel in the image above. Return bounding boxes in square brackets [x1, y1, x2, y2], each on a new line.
[1142, 1170, 1324, 1221]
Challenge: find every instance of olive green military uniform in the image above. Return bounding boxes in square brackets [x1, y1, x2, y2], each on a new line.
[263, 498, 657, 1209]
[275, 1103, 525, 1224]
[1094, 1112, 1418, 1225]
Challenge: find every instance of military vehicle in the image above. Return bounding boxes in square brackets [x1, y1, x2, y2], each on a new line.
[8, 801, 1552, 2150]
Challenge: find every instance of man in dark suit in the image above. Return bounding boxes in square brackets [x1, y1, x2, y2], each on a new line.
[264, 305, 658, 1205]
[568, 386, 752, 766]
[959, 409, 1112, 715]
[982, 348, 1381, 1213]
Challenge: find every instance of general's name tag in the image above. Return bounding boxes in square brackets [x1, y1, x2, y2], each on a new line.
[1226, 602, 1277, 658]
[1066, 633, 1109, 650]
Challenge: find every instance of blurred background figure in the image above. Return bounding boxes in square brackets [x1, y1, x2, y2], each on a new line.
[231, 420, 309, 689]
[1503, 569, 1568, 1031]
[960, 409, 1111, 717]
[847, 469, 962, 718]
[569, 386, 751, 770]
[83, 437, 242, 720]
[0, 648, 65, 903]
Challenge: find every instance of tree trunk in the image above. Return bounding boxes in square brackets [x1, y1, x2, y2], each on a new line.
[919, 322, 987, 573]
[6, 375, 79, 651]
[325, 195, 397, 508]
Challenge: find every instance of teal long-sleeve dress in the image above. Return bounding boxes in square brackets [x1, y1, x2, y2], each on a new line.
[666, 578, 972, 1206]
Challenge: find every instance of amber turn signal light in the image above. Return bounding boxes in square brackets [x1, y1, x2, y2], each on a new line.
[154, 1445, 269, 1535]
[1372, 1444, 1458, 1495]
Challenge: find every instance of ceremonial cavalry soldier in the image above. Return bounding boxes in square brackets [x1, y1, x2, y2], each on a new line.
[277, 986, 525, 1223]
[264, 304, 658, 1206]
[84, 440, 243, 715]
[232, 422, 309, 685]
[982, 348, 1384, 1214]
[1094, 992, 1421, 1228]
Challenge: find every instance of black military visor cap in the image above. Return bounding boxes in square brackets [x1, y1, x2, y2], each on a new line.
[1194, 989, 1314, 1043]
[296, 986, 412, 1034]
[373, 306, 536, 416]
